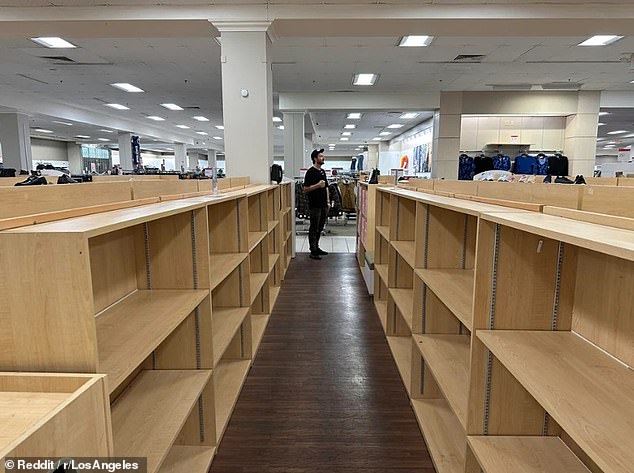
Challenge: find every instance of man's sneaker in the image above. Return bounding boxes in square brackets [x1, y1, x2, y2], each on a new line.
[316, 248, 329, 256]
[574, 175, 587, 185]
[543, 175, 552, 183]
[309, 253, 322, 260]
[554, 176, 574, 184]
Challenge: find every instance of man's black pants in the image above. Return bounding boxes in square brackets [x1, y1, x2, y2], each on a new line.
[308, 206, 328, 254]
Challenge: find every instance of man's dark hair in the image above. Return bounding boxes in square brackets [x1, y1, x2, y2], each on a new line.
[311, 148, 324, 163]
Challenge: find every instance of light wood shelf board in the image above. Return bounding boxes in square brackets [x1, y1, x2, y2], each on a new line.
[248, 231, 267, 252]
[391, 240, 415, 265]
[375, 300, 387, 332]
[212, 307, 250, 366]
[389, 287, 414, 332]
[386, 336, 412, 396]
[376, 225, 390, 240]
[268, 220, 279, 233]
[209, 253, 248, 290]
[411, 399, 466, 473]
[214, 359, 251, 443]
[478, 330, 634, 473]
[375, 263, 388, 283]
[270, 286, 281, 309]
[412, 334, 470, 429]
[415, 269, 474, 331]
[268, 253, 280, 273]
[158, 445, 216, 473]
[252, 313, 271, 357]
[249, 273, 269, 305]
[285, 230, 292, 241]
[96, 289, 208, 393]
[111, 369, 211, 473]
[467, 436, 591, 473]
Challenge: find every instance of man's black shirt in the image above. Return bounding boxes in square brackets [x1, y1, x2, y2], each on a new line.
[304, 166, 328, 208]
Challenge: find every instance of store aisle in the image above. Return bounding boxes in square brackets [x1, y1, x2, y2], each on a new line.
[210, 254, 434, 473]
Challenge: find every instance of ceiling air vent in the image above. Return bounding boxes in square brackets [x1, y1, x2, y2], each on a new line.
[486, 83, 533, 90]
[541, 82, 582, 90]
[454, 54, 485, 62]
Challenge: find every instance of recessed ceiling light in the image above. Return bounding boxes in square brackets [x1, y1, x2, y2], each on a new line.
[340, 138, 349, 141]
[344, 124, 356, 129]
[105, 103, 130, 110]
[578, 35, 623, 46]
[607, 130, 628, 135]
[100, 129, 114, 133]
[215, 125, 224, 130]
[399, 112, 420, 119]
[598, 112, 610, 116]
[52, 120, 73, 126]
[147, 116, 165, 121]
[193, 116, 209, 122]
[372, 137, 382, 141]
[346, 113, 362, 120]
[31, 37, 77, 49]
[387, 124, 404, 129]
[328, 143, 336, 146]
[97, 138, 110, 142]
[213, 136, 223, 140]
[273, 117, 282, 122]
[598, 123, 606, 126]
[398, 36, 433, 47]
[630, 80, 634, 84]
[379, 131, 392, 136]
[624, 134, 634, 138]
[110, 83, 144, 93]
[76, 135, 90, 139]
[353, 73, 378, 86]
[161, 103, 184, 111]
[341, 131, 352, 136]
[278, 125, 285, 130]
[35, 128, 53, 134]
[176, 125, 190, 129]
[196, 131, 209, 135]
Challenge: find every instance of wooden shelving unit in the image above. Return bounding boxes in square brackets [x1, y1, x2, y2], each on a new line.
[356, 181, 378, 268]
[0, 181, 293, 470]
[370, 186, 634, 473]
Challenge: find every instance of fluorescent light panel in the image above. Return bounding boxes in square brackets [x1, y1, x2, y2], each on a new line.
[161, 103, 183, 111]
[213, 136, 223, 140]
[400, 113, 419, 119]
[215, 125, 224, 130]
[372, 137, 382, 141]
[31, 37, 77, 49]
[273, 117, 282, 122]
[344, 124, 356, 129]
[193, 116, 209, 122]
[176, 125, 190, 129]
[76, 135, 90, 139]
[379, 131, 392, 136]
[353, 73, 378, 86]
[341, 131, 352, 136]
[52, 120, 73, 126]
[578, 35, 623, 46]
[147, 116, 165, 121]
[100, 129, 114, 133]
[97, 138, 110, 142]
[387, 124, 404, 129]
[598, 112, 610, 116]
[278, 125, 285, 130]
[196, 132, 209, 135]
[398, 35, 433, 47]
[105, 103, 130, 110]
[347, 113, 362, 119]
[607, 130, 628, 134]
[598, 123, 605, 126]
[35, 128, 53, 133]
[110, 83, 144, 93]
[340, 137, 349, 141]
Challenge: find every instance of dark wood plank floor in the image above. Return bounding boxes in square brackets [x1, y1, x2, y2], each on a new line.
[210, 253, 435, 473]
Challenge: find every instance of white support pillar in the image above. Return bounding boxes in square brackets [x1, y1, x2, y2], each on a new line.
[564, 91, 601, 177]
[186, 150, 197, 170]
[214, 21, 274, 184]
[283, 112, 306, 179]
[67, 142, 82, 174]
[175, 143, 187, 172]
[118, 132, 133, 171]
[0, 112, 33, 172]
[431, 92, 463, 179]
[208, 149, 217, 168]
[368, 144, 379, 170]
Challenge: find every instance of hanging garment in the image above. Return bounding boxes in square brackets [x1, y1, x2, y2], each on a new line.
[412, 146, 423, 173]
[400, 155, 409, 169]
[535, 154, 549, 175]
[328, 182, 343, 217]
[357, 155, 364, 171]
[474, 155, 494, 175]
[458, 154, 476, 180]
[548, 154, 569, 176]
[295, 181, 311, 219]
[492, 155, 511, 171]
[513, 154, 539, 175]
[338, 181, 356, 210]
[350, 157, 357, 172]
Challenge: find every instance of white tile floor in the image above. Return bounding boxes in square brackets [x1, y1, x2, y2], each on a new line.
[295, 235, 357, 253]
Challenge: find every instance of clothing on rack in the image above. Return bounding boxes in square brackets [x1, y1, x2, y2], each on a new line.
[328, 182, 343, 218]
[548, 153, 569, 176]
[535, 154, 549, 175]
[412, 144, 431, 173]
[458, 154, 476, 180]
[492, 154, 511, 171]
[295, 180, 311, 219]
[513, 153, 539, 175]
[338, 181, 356, 210]
[474, 154, 494, 175]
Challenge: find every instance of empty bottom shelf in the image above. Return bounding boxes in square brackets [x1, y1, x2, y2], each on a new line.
[158, 445, 215, 473]
[252, 313, 271, 358]
[214, 359, 251, 443]
[386, 335, 412, 396]
[375, 300, 387, 332]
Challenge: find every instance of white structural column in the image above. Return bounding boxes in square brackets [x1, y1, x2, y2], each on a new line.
[0, 112, 33, 171]
[564, 91, 600, 176]
[67, 142, 82, 174]
[368, 144, 379, 170]
[175, 143, 187, 172]
[215, 21, 274, 184]
[208, 148, 217, 168]
[117, 132, 133, 170]
[186, 150, 198, 170]
[432, 92, 463, 179]
[283, 112, 306, 178]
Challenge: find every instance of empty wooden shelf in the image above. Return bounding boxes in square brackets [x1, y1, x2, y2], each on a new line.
[248, 231, 267, 252]
[268, 253, 280, 273]
[210, 253, 248, 290]
[249, 273, 269, 305]
[467, 436, 591, 473]
[376, 225, 390, 240]
[268, 220, 279, 233]
[270, 286, 281, 308]
[214, 359, 251, 442]
[375, 263, 388, 283]
[96, 289, 208, 393]
[111, 369, 211, 473]
[415, 269, 474, 331]
[411, 399, 466, 473]
[375, 300, 387, 332]
[158, 445, 216, 473]
[212, 307, 250, 366]
[413, 334, 470, 429]
[478, 330, 634, 473]
[391, 240, 415, 265]
[389, 287, 414, 332]
[251, 313, 270, 357]
[386, 336, 412, 396]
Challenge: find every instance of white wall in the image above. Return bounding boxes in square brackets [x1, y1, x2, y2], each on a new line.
[31, 138, 69, 167]
[379, 118, 434, 176]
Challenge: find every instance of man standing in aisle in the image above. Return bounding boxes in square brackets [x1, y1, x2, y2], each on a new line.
[304, 148, 330, 260]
